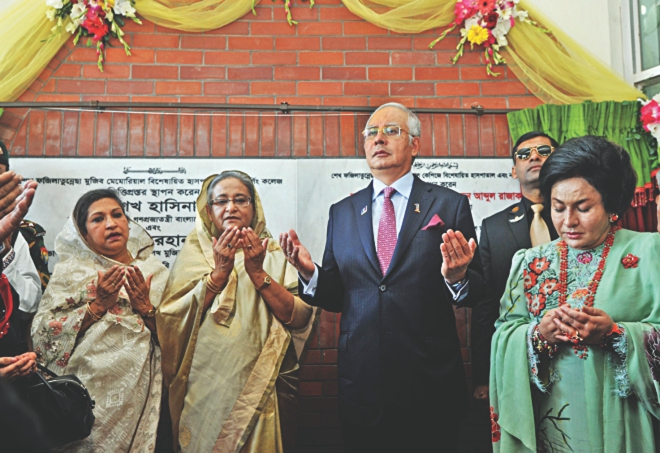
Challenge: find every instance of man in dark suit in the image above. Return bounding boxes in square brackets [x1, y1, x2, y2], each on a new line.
[471, 131, 559, 402]
[280, 103, 484, 452]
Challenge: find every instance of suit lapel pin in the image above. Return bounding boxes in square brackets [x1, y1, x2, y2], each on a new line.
[361, 206, 368, 216]
[509, 214, 524, 223]
[414, 203, 420, 213]
[512, 206, 520, 213]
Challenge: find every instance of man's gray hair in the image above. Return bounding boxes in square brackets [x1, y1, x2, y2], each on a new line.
[365, 102, 421, 144]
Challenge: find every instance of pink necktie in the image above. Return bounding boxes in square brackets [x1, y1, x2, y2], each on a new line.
[377, 187, 397, 275]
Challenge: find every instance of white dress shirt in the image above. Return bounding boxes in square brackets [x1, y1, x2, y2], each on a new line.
[301, 172, 467, 301]
[3, 233, 42, 313]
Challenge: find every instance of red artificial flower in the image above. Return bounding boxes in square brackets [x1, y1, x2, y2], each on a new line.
[484, 11, 499, 29]
[526, 293, 547, 316]
[641, 101, 660, 132]
[529, 257, 550, 275]
[479, 0, 496, 15]
[82, 7, 109, 41]
[523, 269, 538, 290]
[621, 253, 639, 269]
[539, 278, 558, 296]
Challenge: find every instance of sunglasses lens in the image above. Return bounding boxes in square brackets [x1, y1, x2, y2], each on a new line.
[537, 145, 553, 156]
[516, 148, 531, 160]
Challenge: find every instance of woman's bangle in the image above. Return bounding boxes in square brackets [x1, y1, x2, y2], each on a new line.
[86, 302, 104, 322]
[600, 323, 624, 350]
[532, 324, 558, 358]
[206, 274, 223, 294]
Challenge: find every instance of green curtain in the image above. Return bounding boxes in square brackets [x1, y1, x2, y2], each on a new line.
[508, 101, 659, 192]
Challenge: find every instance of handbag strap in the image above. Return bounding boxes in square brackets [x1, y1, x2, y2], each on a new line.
[37, 363, 60, 378]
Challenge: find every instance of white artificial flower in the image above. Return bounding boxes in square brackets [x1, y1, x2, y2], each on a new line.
[106, 9, 114, 22]
[65, 22, 78, 34]
[46, 8, 56, 21]
[492, 18, 512, 47]
[46, 0, 64, 9]
[69, 3, 86, 27]
[113, 0, 136, 17]
[513, 8, 528, 22]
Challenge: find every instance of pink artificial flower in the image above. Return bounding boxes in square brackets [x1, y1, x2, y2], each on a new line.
[641, 100, 660, 132]
[454, 0, 479, 23]
[82, 4, 108, 41]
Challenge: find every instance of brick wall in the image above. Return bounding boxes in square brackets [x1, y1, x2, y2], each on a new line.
[0, 1, 543, 451]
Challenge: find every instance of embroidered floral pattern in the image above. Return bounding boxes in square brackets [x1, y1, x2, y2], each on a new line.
[621, 253, 639, 269]
[527, 293, 547, 316]
[539, 278, 558, 296]
[523, 269, 538, 290]
[645, 328, 660, 382]
[576, 252, 593, 264]
[529, 257, 550, 274]
[490, 406, 501, 443]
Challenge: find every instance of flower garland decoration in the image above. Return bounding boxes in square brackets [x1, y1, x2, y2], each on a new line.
[45, 0, 141, 72]
[429, 0, 548, 76]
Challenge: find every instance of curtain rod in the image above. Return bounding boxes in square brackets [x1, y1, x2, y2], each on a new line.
[0, 101, 516, 116]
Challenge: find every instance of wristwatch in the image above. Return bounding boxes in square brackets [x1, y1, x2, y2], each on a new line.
[143, 307, 156, 318]
[256, 275, 272, 291]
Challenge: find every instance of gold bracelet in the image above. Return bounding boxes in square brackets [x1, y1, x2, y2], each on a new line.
[206, 274, 223, 294]
[86, 302, 104, 321]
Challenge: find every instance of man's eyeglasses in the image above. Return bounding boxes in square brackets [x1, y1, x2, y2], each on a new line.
[363, 125, 411, 140]
[515, 145, 554, 160]
[209, 197, 252, 208]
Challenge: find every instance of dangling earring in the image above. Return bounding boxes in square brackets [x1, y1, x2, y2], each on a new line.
[609, 213, 619, 223]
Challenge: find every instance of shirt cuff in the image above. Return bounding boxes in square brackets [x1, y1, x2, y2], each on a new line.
[445, 277, 469, 302]
[300, 265, 319, 297]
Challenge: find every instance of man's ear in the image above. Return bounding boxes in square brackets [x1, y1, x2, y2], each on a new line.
[511, 166, 518, 180]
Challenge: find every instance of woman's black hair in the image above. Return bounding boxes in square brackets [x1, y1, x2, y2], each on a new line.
[512, 131, 559, 163]
[539, 135, 637, 215]
[73, 189, 126, 236]
[207, 171, 256, 212]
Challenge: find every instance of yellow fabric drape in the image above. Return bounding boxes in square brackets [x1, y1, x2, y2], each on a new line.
[136, 0, 255, 33]
[0, 2, 69, 103]
[340, 0, 642, 104]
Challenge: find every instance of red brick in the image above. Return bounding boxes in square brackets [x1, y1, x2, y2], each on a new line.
[128, 113, 145, 157]
[44, 111, 62, 157]
[298, 82, 342, 96]
[203, 83, 247, 97]
[260, 115, 276, 156]
[205, 51, 250, 65]
[252, 51, 297, 65]
[392, 52, 435, 66]
[277, 96, 322, 106]
[276, 114, 292, 156]
[416, 67, 460, 80]
[416, 35, 458, 51]
[9, 122, 27, 156]
[248, 6, 273, 21]
[78, 112, 95, 156]
[83, 64, 130, 79]
[123, 19, 152, 33]
[416, 97, 461, 109]
[251, 22, 297, 36]
[228, 66, 272, 80]
[132, 65, 179, 79]
[325, 115, 340, 156]
[227, 37, 273, 50]
[228, 96, 275, 104]
[106, 48, 155, 64]
[298, 22, 342, 35]
[276, 37, 320, 51]
[156, 50, 203, 64]
[245, 115, 260, 156]
[111, 112, 128, 156]
[195, 115, 211, 157]
[322, 37, 365, 50]
[68, 48, 99, 62]
[281, 5, 319, 21]
[80, 95, 130, 102]
[95, 113, 111, 157]
[35, 94, 81, 102]
[494, 114, 512, 157]
[344, 22, 388, 35]
[299, 52, 343, 66]
[323, 349, 338, 364]
[53, 64, 82, 78]
[106, 81, 153, 95]
[431, 113, 449, 156]
[508, 96, 543, 109]
[479, 115, 496, 157]
[464, 115, 480, 158]
[206, 21, 249, 35]
[228, 114, 243, 157]
[368, 96, 415, 107]
[180, 66, 226, 80]
[162, 114, 177, 156]
[130, 96, 178, 103]
[179, 96, 227, 104]
[179, 115, 195, 157]
[211, 115, 227, 157]
[0, 112, 21, 131]
[368, 67, 412, 81]
[40, 80, 55, 93]
[299, 365, 338, 381]
[292, 113, 308, 157]
[368, 37, 411, 50]
[481, 81, 527, 96]
[58, 79, 105, 94]
[320, 7, 360, 20]
[303, 349, 322, 365]
[300, 382, 323, 397]
[322, 97, 369, 106]
[448, 115, 465, 157]
[155, 81, 202, 95]
[462, 97, 507, 109]
[436, 82, 480, 96]
[345, 51, 389, 65]
[61, 110, 78, 156]
[274, 66, 320, 80]
[323, 67, 365, 80]
[344, 82, 388, 96]
[460, 66, 493, 80]
[37, 67, 53, 83]
[390, 83, 434, 96]
[181, 36, 226, 50]
[251, 82, 296, 95]
[132, 34, 180, 48]
[144, 114, 161, 157]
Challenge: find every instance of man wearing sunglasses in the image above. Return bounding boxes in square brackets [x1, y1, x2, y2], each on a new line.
[471, 131, 560, 405]
[280, 102, 485, 452]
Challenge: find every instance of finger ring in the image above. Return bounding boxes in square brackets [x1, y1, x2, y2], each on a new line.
[247, 245, 253, 249]
[227, 244, 233, 249]
[570, 331, 582, 345]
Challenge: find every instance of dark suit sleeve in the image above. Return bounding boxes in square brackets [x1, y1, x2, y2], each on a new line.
[450, 195, 485, 308]
[299, 204, 345, 313]
[470, 219, 498, 385]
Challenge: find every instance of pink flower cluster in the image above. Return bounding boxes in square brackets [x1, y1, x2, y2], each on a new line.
[641, 99, 660, 133]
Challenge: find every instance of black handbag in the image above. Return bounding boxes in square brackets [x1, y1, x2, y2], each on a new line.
[26, 363, 96, 447]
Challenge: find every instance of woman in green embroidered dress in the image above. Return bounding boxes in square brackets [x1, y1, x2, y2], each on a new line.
[490, 136, 660, 452]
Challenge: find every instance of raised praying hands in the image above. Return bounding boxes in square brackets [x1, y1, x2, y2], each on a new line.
[0, 173, 37, 244]
[440, 229, 476, 284]
[279, 229, 315, 282]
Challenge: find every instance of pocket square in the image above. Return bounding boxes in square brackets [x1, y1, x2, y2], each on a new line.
[422, 214, 445, 230]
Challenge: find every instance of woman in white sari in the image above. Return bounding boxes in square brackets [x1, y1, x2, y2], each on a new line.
[32, 189, 169, 452]
[157, 171, 314, 453]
